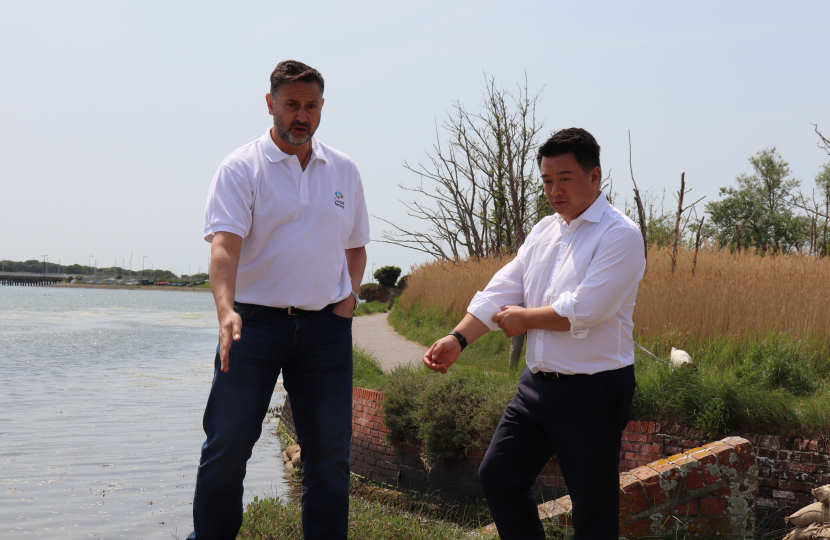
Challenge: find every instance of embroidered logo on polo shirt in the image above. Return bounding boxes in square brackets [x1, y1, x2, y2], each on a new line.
[334, 191, 345, 209]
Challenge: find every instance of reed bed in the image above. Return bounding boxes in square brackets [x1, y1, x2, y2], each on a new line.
[398, 246, 830, 355]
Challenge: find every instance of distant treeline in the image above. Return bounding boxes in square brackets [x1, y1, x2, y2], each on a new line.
[0, 259, 208, 281]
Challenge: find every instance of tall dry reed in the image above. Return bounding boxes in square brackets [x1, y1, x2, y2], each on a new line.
[399, 246, 830, 345]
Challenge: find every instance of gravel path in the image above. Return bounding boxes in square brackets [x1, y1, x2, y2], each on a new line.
[352, 312, 427, 372]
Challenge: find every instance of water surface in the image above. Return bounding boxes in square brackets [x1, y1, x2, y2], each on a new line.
[0, 286, 289, 539]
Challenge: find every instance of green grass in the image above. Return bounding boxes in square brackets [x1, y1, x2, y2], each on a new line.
[354, 300, 389, 317]
[354, 346, 385, 390]
[237, 478, 496, 540]
[632, 332, 830, 438]
[387, 300, 526, 376]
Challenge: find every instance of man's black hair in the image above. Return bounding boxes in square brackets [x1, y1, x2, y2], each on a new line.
[270, 60, 325, 96]
[536, 128, 601, 173]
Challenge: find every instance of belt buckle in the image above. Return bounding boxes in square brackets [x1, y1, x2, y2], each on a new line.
[287, 306, 298, 316]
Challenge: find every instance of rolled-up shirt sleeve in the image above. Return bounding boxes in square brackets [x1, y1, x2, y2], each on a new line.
[467, 247, 529, 331]
[204, 164, 254, 242]
[552, 226, 645, 338]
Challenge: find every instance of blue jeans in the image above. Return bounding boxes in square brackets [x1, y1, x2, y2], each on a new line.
[189, 302, 353, 540]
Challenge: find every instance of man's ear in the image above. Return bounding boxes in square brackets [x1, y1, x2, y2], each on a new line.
[266, 93, 274, 115]
[591, 166, 602, 184]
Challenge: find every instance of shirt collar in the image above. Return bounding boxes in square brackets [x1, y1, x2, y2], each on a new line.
[259, 129, 328, 164]
[555, 191, 610, 226]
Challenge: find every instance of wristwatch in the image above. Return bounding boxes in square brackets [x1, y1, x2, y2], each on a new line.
[448, 330, 467, 351]
[350, 290, 359, 310]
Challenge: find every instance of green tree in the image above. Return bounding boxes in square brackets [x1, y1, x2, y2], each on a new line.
[373, 266, 402, 289]
[705, 147, 809, 252]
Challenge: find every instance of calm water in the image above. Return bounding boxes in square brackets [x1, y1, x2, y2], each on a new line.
[0, 286, 290, 539]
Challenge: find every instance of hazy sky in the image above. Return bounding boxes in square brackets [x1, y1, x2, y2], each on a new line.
[2, 1, 828, 281]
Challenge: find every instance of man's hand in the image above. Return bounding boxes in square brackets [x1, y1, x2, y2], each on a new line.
[218, 307, 242, 373]
[331, 295, 356, 318]
[492, 305, 529, 338]
[210, 231, 243, 373]
[423, 335, 462, 374]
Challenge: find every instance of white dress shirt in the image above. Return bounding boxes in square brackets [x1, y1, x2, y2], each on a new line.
[467, 193, 645, 375]
[204, 130, 371, 310]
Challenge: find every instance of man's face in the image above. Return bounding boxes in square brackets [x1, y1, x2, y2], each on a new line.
[266, 81, 324, 147]
[540, 153, 601, 224]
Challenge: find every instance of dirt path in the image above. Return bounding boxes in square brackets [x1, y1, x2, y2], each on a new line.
[352, 312, 427, 372]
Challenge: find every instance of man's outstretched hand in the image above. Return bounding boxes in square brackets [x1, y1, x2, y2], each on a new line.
[423, 335, 462, 374]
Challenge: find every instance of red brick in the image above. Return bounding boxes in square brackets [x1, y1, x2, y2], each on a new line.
[722, 437, 756, 472]
[618, 488, 630, 521]
[620, 518, 652, 537]
[686, 516, 729, 535]
[621, 476, 650, 514]
[638, 467, 666, 506]
[674, 499, 699, 516]
[702, 441, 734, 466]
[649, 459, 675, 475]
[700, 498, 728, 516]
[687, 449, 721, 485]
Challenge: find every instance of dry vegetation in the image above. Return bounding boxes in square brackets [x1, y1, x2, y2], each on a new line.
[398, 245, 830, 348]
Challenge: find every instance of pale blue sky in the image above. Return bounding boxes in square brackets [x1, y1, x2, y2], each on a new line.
[1, 1, 828, 279]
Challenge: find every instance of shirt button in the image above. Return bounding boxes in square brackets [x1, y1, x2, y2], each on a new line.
[557, 256, 562, 261]
[538, 336, 542, 340]
[566, 231, 572, 236]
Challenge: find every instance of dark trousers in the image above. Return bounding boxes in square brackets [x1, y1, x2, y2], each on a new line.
[189, 302, 354, 540]
[479, 365, 635, 540]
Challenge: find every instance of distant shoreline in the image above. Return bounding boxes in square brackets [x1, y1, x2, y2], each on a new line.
[44, 283, 212, 293]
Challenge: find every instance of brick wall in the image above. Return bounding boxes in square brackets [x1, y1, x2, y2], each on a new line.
[280, 389, 820, 534]
[482, 436, 759, 537]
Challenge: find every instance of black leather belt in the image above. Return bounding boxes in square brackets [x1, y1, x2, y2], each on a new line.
[537, 370, 582, 379]
[268, 304, 335, 316]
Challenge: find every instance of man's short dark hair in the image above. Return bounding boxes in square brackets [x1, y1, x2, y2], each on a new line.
[270, 60, 325, 96]
[536, 128, 601, 173]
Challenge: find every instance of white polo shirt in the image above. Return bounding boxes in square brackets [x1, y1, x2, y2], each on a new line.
[204, 130, 371, 310]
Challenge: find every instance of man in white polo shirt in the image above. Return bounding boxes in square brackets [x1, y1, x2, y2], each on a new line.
[423, 128, 645, 539]
[188, 60, 369, 540]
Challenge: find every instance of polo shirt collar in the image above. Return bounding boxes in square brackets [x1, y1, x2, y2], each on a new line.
[555, 191, 610, 226]
[259, 129, 328, 164]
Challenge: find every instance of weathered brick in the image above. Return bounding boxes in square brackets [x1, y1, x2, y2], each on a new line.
[674, 499, 699, 516]
[620, 518, 652, 537]
[621, 476, 650, 514]
[772, 489, 796, 500]
[687, 449, 721, 485]
[700, 497, 728, 516]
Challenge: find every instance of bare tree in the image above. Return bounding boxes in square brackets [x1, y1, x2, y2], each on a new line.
[376, 75, 545, 259]
[628, 131, 649, 261]
[692, 215, 705, 276]
[670, 173, 705, 273]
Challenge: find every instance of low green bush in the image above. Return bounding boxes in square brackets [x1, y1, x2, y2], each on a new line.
[382, 367, 516, 468]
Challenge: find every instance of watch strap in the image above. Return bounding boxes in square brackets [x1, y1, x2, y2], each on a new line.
[448, 330, 467, 351]
[350, 290, 359, 309]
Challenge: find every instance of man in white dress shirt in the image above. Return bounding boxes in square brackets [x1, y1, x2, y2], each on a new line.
[423, 128, 645, 539]
[188, 60, 370, 540]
